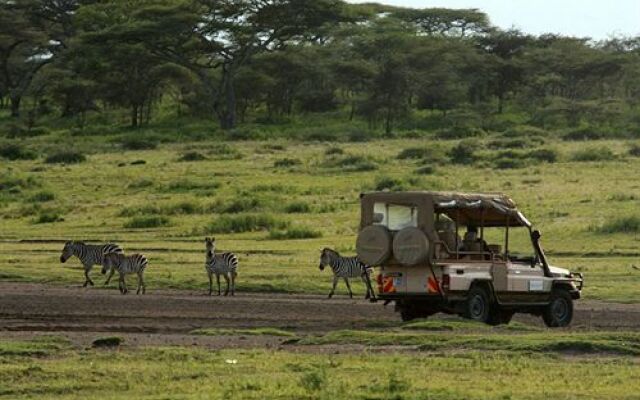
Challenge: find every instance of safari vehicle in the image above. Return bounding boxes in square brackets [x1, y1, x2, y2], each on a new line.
[356, 191, 584, 327]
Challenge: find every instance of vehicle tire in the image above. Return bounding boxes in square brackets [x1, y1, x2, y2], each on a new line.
[542, 289, 573, 328]
[464, 286, 492, 324]
[488, 309, 514, 326]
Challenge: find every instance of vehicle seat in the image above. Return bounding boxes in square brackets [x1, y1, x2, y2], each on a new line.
[436, 220, 459, 259]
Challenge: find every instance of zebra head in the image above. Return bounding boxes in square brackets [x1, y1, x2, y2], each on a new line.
[101, 252, 121, 274]
[60, 241, 76, 263]
[205, 237, 216, 261]
[319, 248, 338, 271]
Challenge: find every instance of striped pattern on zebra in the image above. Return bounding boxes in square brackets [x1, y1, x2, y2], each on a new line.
[318, 248, 376, 300]
[60, 241, 123, 287]
[205, 237, 238, 296]
[102, 253, 149, 295]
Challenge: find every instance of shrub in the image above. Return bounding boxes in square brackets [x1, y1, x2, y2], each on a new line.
[268, 227, 322, 240]
[435, 126, 484, 140]
[397, 147, 431, 160]
[494, 157, 526, 169]
[0, 144, 37, 160]
[527, 148, 558, 163]
[0, 175, 40, 192]
[447, 141, 477, 165]
[218, 198, 262, 214]
[347, 130, 371, 142]
[130, 159, 146, 165]
[563, 126, 604, 141]
[120, 136, 158, 150]
[594, 216, 640, 234]
[92, 336, 123, 348]
[501, 125, 547, 138]
[323, 154, 377, 172]
[45, 151, 86, 164]
[35, 211, 63, 224]
[29, 191, 55, 202]
[374, 176, 405, 191]
[571, 147, 616, 162]
[284, 201, 311, 213]
[179, 151, 207, 162]
[165, 201, 201, 215]
[203, 214, 289, 233]
[274, 158, 301, 168]
[414, 165, 436, 175]
[487, 138, 539, 149]
[305, 131, 338, 142]
[325, 146, 344, 156]
[208, 143, 243, 159]
[628, 143, 640, 157]
[124, 216, 171, 229]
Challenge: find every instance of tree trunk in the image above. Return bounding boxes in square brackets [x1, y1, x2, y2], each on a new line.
[217, 67, 237, 130]
[10, 95, 21, 118]
[131, 104, 139, 127]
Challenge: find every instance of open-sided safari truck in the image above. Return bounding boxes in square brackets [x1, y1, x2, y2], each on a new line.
[356, 191, 584, 327]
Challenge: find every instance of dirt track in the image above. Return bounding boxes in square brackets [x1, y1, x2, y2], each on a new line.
[0, 283, 639, 349]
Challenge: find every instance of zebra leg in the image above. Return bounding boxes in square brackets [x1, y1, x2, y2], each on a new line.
[328, 276, 339, 298]
[363, 273, 376, 301]
[83, 265, 93, 287]
[231, 271, 237, 296]
[120, 273, 127, 295]
[216, 274, 221, 296]
[141, 272, 146, 294]
[223, 273, 230, 296]
[208, 271, 213, 296]
[104, 266, 115, 286]
[344, 278, 353, 298]
[136, 272, 142, 295]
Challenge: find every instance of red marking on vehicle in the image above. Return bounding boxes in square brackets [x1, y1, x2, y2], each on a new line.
[427, 276, 439, 293]
[382, 276, 395, 293]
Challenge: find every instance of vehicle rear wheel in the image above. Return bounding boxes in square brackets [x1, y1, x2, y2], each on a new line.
[542, 289, 573, 327]
[464, 286, 492, 324]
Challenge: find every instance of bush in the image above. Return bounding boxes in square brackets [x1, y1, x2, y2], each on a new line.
[0, 175, 40, 192]
[374, 176, 405, 191]
[397, 147, 431, 160]
[208, 143, 243, 159]
[92, 336, 123, 348]
[268, 227, 322, 240]
[0, 144, 37, 160]
[130, 159, 146, 165]
[35, 211, 63, 224]
[323, 154, 378, 172]
[179, 151, 207, 162]
[284, 201, 311, 213]
[305, 131, 338, 142]
[447, 141, 477, 165]
[324, 146, 344, 156]
[124, 216, 171, 229]
[29, 191, 55, 202]
[571, 147, 616, 162]
[628, 143, 640, 157]
[414, 165, 436, 175]
[274, 158, 301, 168]
[44, 151, 86, 164]
[563, 126, 605, 141]
[347, 130, 371, 142]
[494, 157, 526, 169]
[216, 198, 262, 214]
[120, 136, 158, 150]
[593, 216, 640, 234]
[203, 214, 289, 234]
[487, 138, 543, 149]
[527, 148, 558, 163]
[435, 126, 484, 140]
[501, 125, 547, 138]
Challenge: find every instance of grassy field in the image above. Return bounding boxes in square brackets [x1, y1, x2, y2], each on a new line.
[1, 332, 639, 399]
[1, 134, 639, 301]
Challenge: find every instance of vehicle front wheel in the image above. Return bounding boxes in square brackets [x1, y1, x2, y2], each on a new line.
[464, 286, 492, 324]
[542, 289, 573, 327]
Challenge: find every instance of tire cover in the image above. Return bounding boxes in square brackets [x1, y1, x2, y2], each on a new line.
[356, 225, 392, 266]
[393, 227, 430, 266]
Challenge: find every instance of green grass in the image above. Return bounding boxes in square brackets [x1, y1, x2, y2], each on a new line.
[0, 337, 639, 399]
[0, 136, 639, 301]
[191, 327, 296, 337]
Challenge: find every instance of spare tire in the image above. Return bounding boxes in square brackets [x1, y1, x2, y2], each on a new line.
[393, 227, 430, 266]
[356, 225, 392, 266]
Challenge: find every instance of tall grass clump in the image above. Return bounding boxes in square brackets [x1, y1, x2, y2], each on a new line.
[207, 143, 243, 159]
[274, 158, 301, 168]
[204, 214, 288, 233]
[124, 216, 171, 229]
[284, 201, 311, 213]
[120, 136, 158, 150]
[178, 151, 207, 162]
[35, 211, 64, 224]
[29, 191, 55, 202]
[571, 147, 616, 162]
[593, 216, 640, 234]
[322, 154, 377, 172]
[45, 151, 86, 164]
[447, 141, 476, 165]
[373, 176, 405, 191]
[629, 143, 640, 157]
[268, 226, 322, 240]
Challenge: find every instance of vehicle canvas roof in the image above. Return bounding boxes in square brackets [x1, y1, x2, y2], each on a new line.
[360, 191, 531, 228]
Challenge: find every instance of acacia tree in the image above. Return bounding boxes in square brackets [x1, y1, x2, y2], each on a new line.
[123, 0, 345, 129]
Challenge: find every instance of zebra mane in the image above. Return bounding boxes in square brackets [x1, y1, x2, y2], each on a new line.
[322, 248, 340, 258]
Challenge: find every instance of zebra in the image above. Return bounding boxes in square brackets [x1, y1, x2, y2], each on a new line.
[59, 241, 123, 287]
[205, 237, 238, 296]
[101, 252, 148, 295]
[318, 248, 376, 301]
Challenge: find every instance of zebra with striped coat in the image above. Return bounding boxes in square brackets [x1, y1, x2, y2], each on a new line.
[318, 248, 376, 300]
[59, 241, 123, 287]
[102, 253, 149, 295]
[205, 237, 238, 296]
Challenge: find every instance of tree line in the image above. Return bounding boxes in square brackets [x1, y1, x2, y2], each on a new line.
[2, 0, 639, 135]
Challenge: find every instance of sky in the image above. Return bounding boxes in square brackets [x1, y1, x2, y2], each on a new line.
[346, 0, 640, 40]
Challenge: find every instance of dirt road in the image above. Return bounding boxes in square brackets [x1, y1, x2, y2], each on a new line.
[0, 283, 638, 349]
